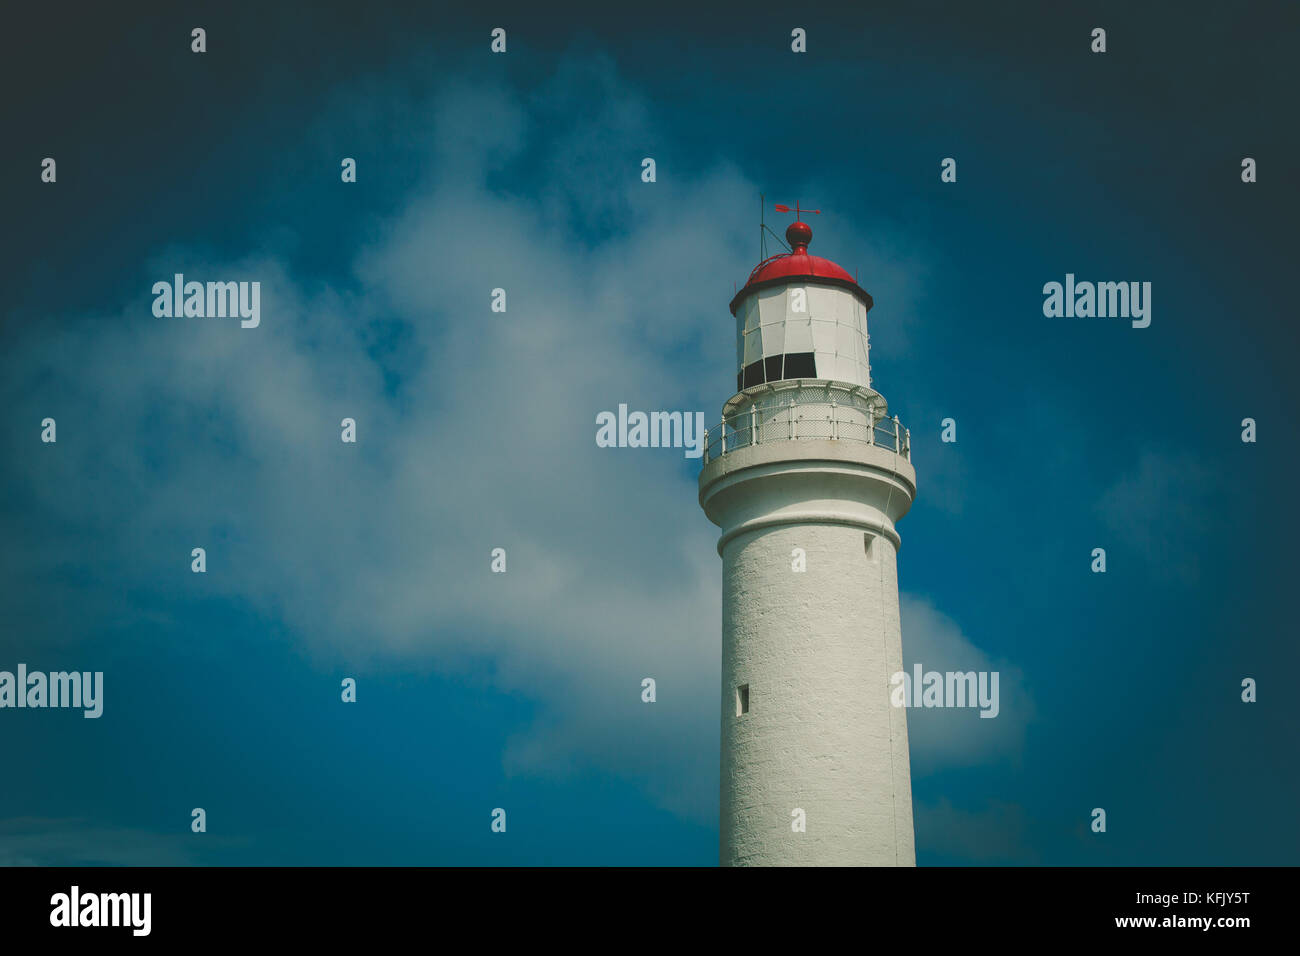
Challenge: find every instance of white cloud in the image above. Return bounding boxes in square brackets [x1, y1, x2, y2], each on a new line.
[0, 57, 985, 825]
[900, 594, 1033, 769]
[0, 818, 246, 866]
[1, 61, 755, 824]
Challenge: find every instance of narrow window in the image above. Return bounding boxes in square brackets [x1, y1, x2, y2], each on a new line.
[736, 684, 750, 716]
[864, 533, 876, 560]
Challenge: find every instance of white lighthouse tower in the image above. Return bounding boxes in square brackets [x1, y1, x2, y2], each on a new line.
[699, 213, 917, 867]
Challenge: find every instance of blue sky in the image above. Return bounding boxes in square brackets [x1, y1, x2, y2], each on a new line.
[1, 1, 1297, 865]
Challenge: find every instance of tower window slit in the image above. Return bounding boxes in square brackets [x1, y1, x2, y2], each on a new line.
[736, 684, 749, 716]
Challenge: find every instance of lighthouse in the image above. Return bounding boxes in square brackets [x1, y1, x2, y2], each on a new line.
[699, 212, 917, 867]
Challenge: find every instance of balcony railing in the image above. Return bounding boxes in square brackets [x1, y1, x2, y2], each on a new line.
[703, 397, 910, 465]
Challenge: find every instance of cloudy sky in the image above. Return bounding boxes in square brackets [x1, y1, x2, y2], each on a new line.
[1, 1, 1297, 865]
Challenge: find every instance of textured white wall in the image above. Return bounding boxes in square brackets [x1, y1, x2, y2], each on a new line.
[702, 441, 916, 866]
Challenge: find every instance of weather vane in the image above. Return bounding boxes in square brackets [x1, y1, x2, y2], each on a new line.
[773, 201, 821, 220]
[759, 197, 823, 258]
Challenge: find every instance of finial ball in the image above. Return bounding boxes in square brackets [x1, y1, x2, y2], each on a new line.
[786, 221, 812, 250]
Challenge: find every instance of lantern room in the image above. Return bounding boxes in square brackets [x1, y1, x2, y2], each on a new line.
[729, 221, 874, 394]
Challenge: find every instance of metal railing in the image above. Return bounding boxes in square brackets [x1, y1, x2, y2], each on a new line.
[703, 398, 910, 464]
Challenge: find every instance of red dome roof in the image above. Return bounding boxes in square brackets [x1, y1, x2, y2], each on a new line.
[730, 221, 873, 315]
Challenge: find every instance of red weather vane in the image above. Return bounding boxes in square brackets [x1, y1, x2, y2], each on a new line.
[773, 201, 821, 219]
